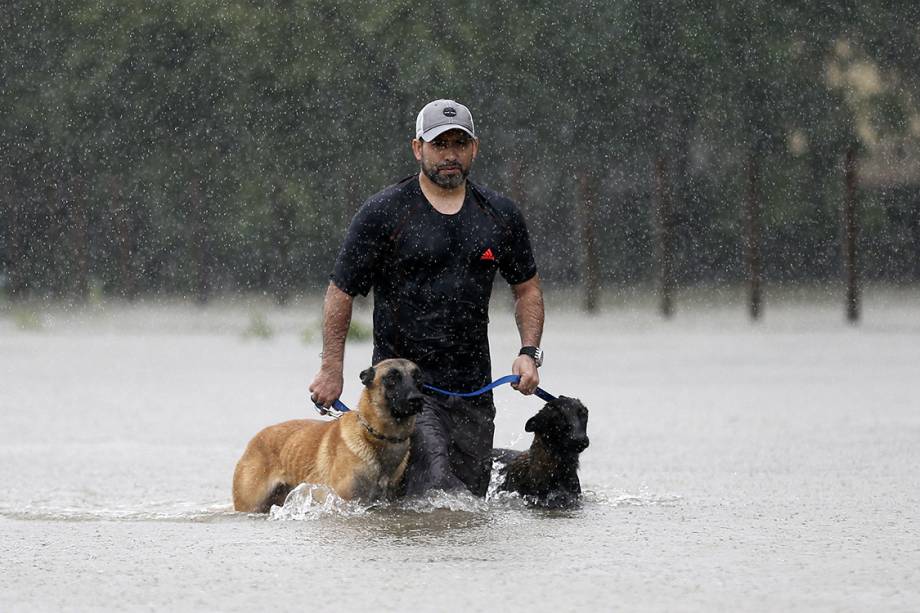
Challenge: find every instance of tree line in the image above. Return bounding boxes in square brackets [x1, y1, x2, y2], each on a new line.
[2, 1, 919, 305]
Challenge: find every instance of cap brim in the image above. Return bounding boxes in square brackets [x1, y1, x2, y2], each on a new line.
[419, 124, 476, 142]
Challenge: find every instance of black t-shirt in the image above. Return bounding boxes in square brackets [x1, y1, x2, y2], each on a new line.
[331, 175, 537, 390]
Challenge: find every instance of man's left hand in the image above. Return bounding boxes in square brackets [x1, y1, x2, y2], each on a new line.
[511, 354, 539, 395]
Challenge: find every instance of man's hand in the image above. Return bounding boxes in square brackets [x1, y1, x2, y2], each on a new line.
[510, 275, 543, 396]
[309, 282, 353, 410]
[309, 365, 344, 408]
[511, 353, 539, 395]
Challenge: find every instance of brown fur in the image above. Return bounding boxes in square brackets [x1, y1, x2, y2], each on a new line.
[232, 358, 423, 512]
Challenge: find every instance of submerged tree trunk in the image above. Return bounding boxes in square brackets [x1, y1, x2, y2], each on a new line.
[744, 150, 763, 320]
[189, 177, 211, 304]
[3, 177, 27, 299]
[111, 177, 137, 300]
[654, 156, 675, 318]
[509, 157, 526, 209]
[843, 145, 860, 324]
[576, 169, 600, 313]
[270, 179, 293, 305]
[69, 172, 90, 302]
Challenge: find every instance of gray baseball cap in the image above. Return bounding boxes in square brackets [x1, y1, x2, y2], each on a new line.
[415, 99, 476, 141]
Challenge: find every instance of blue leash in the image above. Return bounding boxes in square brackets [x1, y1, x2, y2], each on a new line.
[424, 374, 557, 403]
[313, 374, 556, 418]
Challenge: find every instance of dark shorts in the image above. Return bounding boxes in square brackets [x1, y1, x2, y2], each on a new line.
[402, 393, 496, 497]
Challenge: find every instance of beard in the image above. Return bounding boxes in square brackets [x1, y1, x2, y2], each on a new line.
[421, 157, 470, 189]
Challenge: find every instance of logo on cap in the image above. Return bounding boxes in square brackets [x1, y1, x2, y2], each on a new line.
[443, 107, 457, 117]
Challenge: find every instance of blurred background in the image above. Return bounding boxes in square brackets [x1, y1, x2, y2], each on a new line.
[2, 1, 918, 315]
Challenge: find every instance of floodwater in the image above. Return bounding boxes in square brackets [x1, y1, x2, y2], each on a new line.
[2, 288, 919, 612]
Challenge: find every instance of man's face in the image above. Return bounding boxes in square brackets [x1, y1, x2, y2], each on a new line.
[413, 129, 479, 189]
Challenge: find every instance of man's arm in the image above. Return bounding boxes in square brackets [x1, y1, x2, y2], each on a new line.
[510, 274, 544, 395]
[309, 281, 354, 408]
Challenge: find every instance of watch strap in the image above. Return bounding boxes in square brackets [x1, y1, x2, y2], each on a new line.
[518, 346, 543, 367]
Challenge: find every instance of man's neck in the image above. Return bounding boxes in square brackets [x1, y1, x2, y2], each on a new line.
[418, 172, 466, 215]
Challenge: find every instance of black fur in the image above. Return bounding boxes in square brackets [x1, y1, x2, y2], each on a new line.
[493, 396, 589, 508]
[381, 364, 425, 419]
[360, 366, 376, 387]
[259, 482, 292, 514]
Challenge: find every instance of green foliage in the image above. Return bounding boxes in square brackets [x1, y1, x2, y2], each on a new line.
[298, 318, 371, 345]
[347, 320, 373, 342]
[2, 0, 920, 299]
[242, 311, 274, 340]
[11, 308, 43, 332]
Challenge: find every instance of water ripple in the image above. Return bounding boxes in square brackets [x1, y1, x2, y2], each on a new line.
[0, 501, 236, 523]
[582, 488, 684, 507]
[0, 483, 682, 523]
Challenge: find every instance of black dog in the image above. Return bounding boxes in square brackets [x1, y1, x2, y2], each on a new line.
[492, 396, 589, 508]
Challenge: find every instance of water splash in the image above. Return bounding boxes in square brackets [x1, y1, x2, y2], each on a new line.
[269, 483, 372, 520]
[487, 457, 682, 510]
[483, 459, 536, 509]
[396, 488, 490, 514]
[485, 458, 509, 499]
[268, 483, 493, 521]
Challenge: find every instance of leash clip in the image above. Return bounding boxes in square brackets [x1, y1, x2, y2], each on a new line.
[312, 398, 351, 420]
[313, 403, 343, 419]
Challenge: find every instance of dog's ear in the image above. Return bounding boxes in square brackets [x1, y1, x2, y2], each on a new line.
[524, 415, 539, 432]
[525, 409, 549, 433]
[360, 366, 376, 387]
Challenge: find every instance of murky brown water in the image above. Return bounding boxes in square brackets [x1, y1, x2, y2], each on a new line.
[2, 293, 919, 611]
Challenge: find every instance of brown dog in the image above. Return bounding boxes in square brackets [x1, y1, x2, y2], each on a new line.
[232, 358, 425, 512]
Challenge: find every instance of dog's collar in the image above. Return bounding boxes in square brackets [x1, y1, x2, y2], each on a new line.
[357, 414, 410, 444]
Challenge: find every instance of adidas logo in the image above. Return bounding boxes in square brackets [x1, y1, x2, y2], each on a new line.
[480, 248, 495, 261]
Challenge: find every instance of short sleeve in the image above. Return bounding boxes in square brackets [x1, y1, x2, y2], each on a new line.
[497, 203, 538, 286]
[330, 201, 391, 297]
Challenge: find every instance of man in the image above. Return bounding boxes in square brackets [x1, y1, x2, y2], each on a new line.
[309, 99, 544, 497]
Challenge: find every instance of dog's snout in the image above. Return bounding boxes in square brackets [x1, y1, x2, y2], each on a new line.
[389, 384, 425, 418]
[573, 436, 589, 452]
[405, 393, 425, 414]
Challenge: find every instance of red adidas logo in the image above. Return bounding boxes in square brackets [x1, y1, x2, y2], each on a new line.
[480, 248, 495, 261]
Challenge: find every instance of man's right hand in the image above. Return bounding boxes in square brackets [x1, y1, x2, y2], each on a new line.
[309, 282, 354, 410]
[309, 366, 344, 409]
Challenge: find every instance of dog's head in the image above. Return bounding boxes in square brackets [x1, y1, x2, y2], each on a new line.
[525, 396, 589, 454]
[359, 358, 425, 420]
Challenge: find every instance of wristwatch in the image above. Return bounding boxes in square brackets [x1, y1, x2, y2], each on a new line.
[518, 346, 544, 368]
